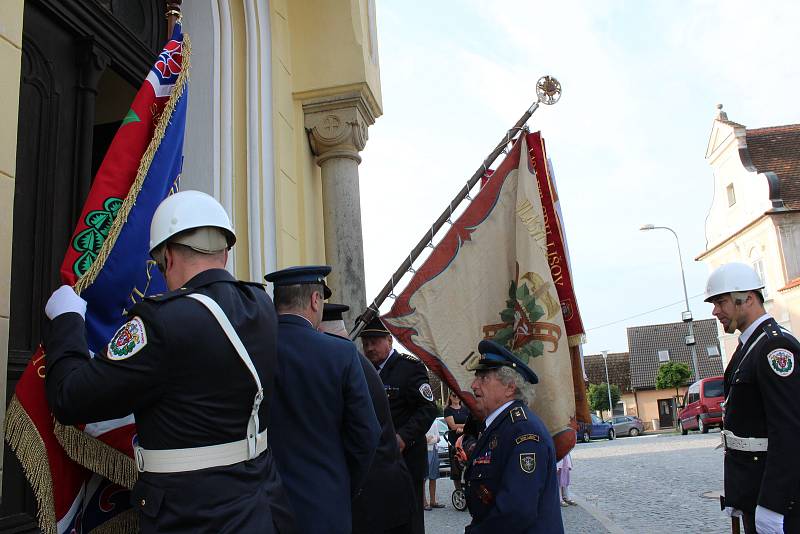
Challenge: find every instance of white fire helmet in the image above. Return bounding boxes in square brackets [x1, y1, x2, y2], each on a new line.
[149, 190, 236, 257]
[704, 262, 764, 302]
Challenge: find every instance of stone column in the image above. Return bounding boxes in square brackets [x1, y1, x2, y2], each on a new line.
[304, 92, 374, 327]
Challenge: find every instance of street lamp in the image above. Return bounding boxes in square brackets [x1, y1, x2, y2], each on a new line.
[640, 224, 701, 382]
[601, 350, 613, 421]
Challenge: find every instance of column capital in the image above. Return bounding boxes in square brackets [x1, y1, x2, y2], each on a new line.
[303, 91, 375, 166]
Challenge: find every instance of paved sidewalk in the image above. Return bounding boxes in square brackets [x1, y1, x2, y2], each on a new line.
[423, 478, 615, 533]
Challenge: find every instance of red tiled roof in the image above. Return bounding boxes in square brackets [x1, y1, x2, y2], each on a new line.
[779, 277, 800, 292]
[745, 124, 800, 209]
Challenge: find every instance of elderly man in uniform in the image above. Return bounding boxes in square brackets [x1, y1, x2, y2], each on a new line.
[360, 317, 438, 534]
[319, 303, 415, 534]
[706, 263, 800, 534]
[464, 340, 563, 534]
[43, 190, 294, 533]
[265, 267, 380, 534]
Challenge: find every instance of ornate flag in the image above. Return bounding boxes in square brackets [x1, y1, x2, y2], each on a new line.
[3, 24, 190, 533]
[382, 134, 577, 457]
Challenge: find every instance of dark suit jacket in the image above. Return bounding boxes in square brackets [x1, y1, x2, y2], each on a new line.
[352, 353, 415, 533]
[270, 314, 380, 534]
[45, 269, 295, 533]
[379, 350, 438, 481]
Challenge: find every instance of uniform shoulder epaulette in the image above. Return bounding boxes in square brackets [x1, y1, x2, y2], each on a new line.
[238, 280, 267, 289]
[400, 352, 421, 363]
[510, 406, 527, 423]
[144, 286, 193, 303]
[762, 320, 798, 343]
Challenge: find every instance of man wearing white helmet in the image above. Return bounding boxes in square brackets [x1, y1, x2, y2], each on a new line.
[705, 262, 800, 534]
[43, 191, 295, 533]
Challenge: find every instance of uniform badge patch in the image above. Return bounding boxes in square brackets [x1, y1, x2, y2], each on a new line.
[419, 383, 434, 402]
[767, 348, 794, 377]
[519, 452, 536, 473]
[108, 317, 148, 360]
[510, 406, 527, 422]
[515, 433, 540, 445]
[474, 451, 492, 465]
[489, 436, 498, 449]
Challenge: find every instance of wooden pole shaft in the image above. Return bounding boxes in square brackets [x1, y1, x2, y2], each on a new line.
[166, 0, 183, 37]
[349, 100, 541, 339]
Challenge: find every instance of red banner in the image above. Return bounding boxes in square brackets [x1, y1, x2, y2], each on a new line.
[526, 132, 585, 346]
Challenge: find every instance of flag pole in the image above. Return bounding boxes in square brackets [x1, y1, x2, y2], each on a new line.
[166, 0, 183, 36]
[350, 75, 562, 339]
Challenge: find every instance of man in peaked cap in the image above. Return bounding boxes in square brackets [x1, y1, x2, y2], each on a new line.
[265, 266, 380, 534]
[464, 340, 563, 534]
[319, 304, 415, 534]
[360, 316, 438, 534]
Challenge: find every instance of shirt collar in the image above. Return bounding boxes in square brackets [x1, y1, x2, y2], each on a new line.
[485, 400, 515, 428]
[377, 348, 396, 372]
[739, 313, 771, 346]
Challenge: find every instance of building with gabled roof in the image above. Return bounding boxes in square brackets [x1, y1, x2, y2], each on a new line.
[698, 106, 800, 365]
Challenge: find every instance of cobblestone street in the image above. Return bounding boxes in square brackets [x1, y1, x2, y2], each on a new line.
[424, 430, 726, 533]
[571, 430, 726, 533]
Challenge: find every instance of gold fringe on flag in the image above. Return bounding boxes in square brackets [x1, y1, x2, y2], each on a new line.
[58, 35, 191, 485]
[90, 508, 138, 534]
[3, 395, 58, 534]
[53, 423, 137, 489]
[567, 333, 586, 348]
[74, 33, 191, 295]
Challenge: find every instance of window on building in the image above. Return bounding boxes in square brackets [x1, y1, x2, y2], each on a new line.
[706, 345, 720, 357]
[657, 350, 670, 362]
[727, 183, 736, 206]
[752, 258, 769, 299]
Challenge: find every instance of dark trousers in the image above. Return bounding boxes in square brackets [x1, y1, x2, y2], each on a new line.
[412, 476, 425, 534]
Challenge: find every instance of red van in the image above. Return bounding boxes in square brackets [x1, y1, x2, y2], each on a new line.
[678, 376, 724, 434]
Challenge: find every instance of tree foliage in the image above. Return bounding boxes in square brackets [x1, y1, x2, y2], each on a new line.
[655, 362, 692, 398]
[587, 383, 622, 412]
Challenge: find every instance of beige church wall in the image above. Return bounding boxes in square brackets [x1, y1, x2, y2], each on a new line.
[0, 0, 24, 495]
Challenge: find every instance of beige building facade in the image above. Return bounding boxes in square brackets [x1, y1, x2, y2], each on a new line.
[0, 0, 381, 524]
[698, 106, 800, 365]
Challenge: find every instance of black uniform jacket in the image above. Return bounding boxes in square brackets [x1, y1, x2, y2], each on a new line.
[378, 349, 438, 481]
[44, 269, 295, 533]
[464, 401, 563, 534]
[723, 316, 800, 516]
[269, 314, 380, 534]
[352, 352, 415, 533]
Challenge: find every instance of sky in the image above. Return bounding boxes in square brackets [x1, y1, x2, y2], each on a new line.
[357, 1, 800, 356]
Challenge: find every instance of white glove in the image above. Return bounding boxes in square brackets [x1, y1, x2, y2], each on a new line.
[755, 505, 783, 534]
[45, 285, 87, 320]
[722, 507, 742, 518]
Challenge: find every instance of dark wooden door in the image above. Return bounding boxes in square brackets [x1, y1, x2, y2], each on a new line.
[1, 0, 165, 527]
[658, 398, 675, 429]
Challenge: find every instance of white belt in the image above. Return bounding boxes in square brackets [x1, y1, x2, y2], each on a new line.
[133, 292, 268, 474]
[721, 430, 768, 452]
[134, 429, 268, 473]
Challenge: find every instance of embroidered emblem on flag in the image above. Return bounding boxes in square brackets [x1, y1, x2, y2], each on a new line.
[108, 317, 148, 360]
[767, 348, 794, 377]
[419, 383, 434, 402]
[519, 452, 536, 473]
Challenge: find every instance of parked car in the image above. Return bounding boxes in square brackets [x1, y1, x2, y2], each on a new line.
[610, 415, 645, 437]
[434, 417, 451, 476]
[577, 413, 615, 442]
[678, 376, 724, 434]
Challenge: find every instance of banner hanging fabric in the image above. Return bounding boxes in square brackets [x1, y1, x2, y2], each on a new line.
[383, 134, 577, 458]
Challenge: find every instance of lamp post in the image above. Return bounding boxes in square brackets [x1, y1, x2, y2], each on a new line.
[601, 350, 613, 421]
[640, 224, 700, 382]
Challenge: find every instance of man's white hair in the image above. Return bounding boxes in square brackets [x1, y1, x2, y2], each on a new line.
[495, 366, 536, 406]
